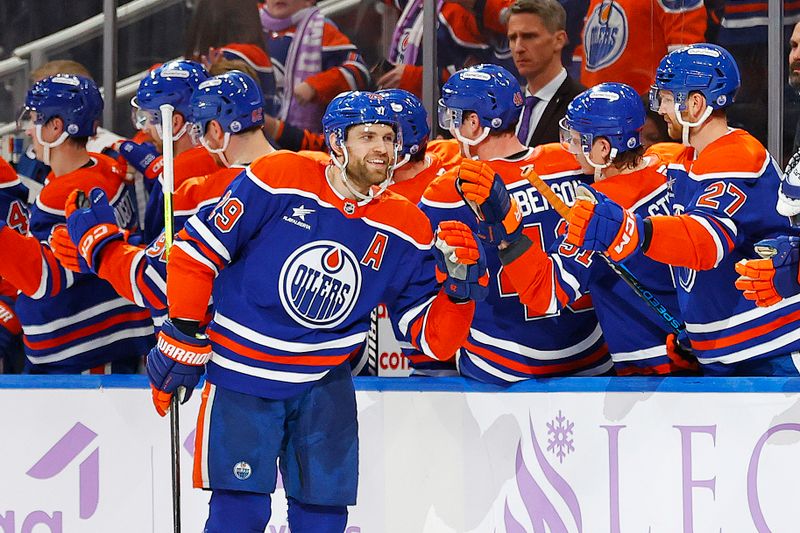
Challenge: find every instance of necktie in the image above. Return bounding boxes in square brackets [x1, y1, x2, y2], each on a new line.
[517, 95, 540, 144]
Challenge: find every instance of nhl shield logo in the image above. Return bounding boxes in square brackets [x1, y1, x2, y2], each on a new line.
[279, 240, 362, 328]
[583, 0, 629, 72]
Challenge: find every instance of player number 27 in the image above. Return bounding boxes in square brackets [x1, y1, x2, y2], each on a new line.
[696, 181, 747, 216]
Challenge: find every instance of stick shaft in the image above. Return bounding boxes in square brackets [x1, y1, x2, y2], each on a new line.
[523, 168, 684, 335]
[159, 103, 181, 533]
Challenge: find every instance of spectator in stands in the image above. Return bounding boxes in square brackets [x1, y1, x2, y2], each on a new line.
[377, 1, 502, 98]
[576, 0, 706, 96]
[184, 0, 265, 59]
[260, 0, 370, 133]
[507, 0, 584, 146]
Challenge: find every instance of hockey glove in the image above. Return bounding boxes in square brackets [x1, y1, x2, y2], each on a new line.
[49, 225, 89, 273]
[666, 331, 700, 374]
[777, 149, 800, 218]
[734, 236, 800, 307]
[118, 140, 163, 182]
[65, 188, 125, 270]
[565, 187, 645, 262]
[146, 319, 211, 417]
[456, 159, 523, 246]
[434, 220, 489, 302]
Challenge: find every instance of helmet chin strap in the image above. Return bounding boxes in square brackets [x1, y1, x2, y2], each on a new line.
[392, 154, 411, 171]
[674, 102, 714, 146]
[200, 132, 232, 167]
[584, 147, 616, 182]
[450, 125, 490, 157]
[155, 122, 188, 144]
[331, 139, 396, 202]
[35, 125, 69, 166]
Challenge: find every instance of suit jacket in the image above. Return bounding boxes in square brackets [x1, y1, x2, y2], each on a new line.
[526, 75, 586, 148]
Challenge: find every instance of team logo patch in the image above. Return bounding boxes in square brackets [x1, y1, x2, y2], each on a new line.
[583, 0, 629, 72]
[230, 120, 242, 133]
[278, 240, 362, 328]
[233, 461, 252, 480]
[67, 124, 79, 135]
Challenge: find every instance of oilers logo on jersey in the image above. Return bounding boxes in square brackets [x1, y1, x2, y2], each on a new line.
[583, 0, 629, 71]
[279, 240, 362, 328]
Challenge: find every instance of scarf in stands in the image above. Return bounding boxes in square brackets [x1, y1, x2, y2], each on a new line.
[389, 0, 443, 65]
[261, 6, 325, 132]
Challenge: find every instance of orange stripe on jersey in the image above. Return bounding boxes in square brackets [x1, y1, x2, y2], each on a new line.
[136, 266, 166, 310]
[410, 291, 474, 361]
[645, 215, 722, 271]
[426, 139, 462, 171]
[691, 309, 800, 352]
[421, 170, 461, 204]
[464, 340, 609, 375]
[593, 160, 667, 209]
[173, 168, 243, 213]
[0, 228, 48, 297]
[501, 243, 569, 315]
[183, 232, 227, 271]
[166, 243, 215, 322]
[617, 362, 672, 376]
[690, 129, 767, 176]
[173, 147, 220, 189]
[705, 216, 735, 252]
[38, 154, 127, 213]
[192, 382, 212, 489]
[249, 152, 434, 247]
[23, 309, 151, 350]
[209, 330, 351, 367]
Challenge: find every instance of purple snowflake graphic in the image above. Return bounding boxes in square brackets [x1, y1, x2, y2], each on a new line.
[546, 410, 575, 463]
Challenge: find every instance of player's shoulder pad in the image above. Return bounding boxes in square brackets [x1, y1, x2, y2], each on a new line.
[38, 155, 125, 214]
[530, 143, 583, 176]
[0, 157, 20, 186]
[691, 129, 768, 178]
[174, 146, 220, 182]
[174, 167, 244, 212]
[656, 0, 703, 13]
[594, 164, 666, 209]
[297, 150, 332, 165]
[368, 189, 434, 246]
[644, 142, 687, 165]
[420, 168, 461, 204]
[248, 150, 326, 192]
[426, 139, 462, 171]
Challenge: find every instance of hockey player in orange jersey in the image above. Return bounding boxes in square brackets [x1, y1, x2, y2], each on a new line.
[566, 44, 800, 375]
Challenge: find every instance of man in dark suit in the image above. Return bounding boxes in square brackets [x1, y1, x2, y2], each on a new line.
[507, 0, 585, 147]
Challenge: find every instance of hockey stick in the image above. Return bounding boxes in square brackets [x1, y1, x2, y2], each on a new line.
[522, 167, 686, 335]
[159, 103, 182, 533]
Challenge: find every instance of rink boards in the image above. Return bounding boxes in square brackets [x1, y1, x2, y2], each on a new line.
[0, 376, 799, 533]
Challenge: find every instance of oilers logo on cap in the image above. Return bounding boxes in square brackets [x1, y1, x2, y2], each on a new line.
[583, 0, 629, 71]
[279, 241, 362, 328]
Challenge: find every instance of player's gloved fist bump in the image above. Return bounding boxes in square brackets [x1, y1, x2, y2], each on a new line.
[118, 140, 162, 181]
[456, 159, 522, 245]
[734, 236, 800, 307]
[146, 319, 211, 417]
[65, 188, 124, 269]
[49, 225, 89, 273]
[434, 220, 490, 302]
[565, 187, 644, 262]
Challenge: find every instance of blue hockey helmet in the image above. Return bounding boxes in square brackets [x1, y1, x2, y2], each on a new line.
[376, 88, 430, 157]
[20, 74, 103, 137]
[133, 60, 209, 121]
[438, 64, 523, 134]
[190, 70, 265, 136]
[560, 82, 645, 157]
[650, 43, 740, 113]
[322, 91, 401, 149]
